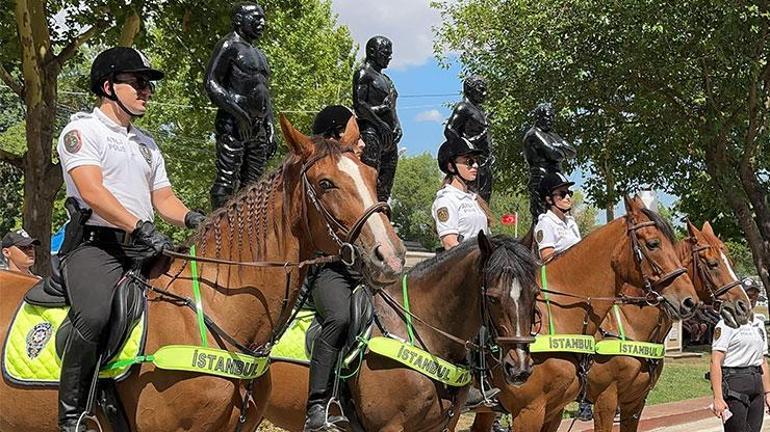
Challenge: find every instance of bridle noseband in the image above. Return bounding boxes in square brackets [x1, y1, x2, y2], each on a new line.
[626, 218, 687, 305]
[689, 242, 743, 310]
[301, 150, 391, 267]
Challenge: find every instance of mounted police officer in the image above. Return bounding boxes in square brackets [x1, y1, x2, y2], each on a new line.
[55, 47, 205, 432]
[205, 2, 277, 209]
[444, 75, 494, 203]
[353, 35, 402, 203]
[303, 105, 366, 432]
[533, 172, 581, 261]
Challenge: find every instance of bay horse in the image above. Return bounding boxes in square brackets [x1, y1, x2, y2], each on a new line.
[0, 115, 406, 431]
[263, 233, 539, 431]
[586, 221, 750, 432]
[470, 195, 700, 432]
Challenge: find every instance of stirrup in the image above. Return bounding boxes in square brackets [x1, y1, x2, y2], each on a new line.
[74, 412, 102, 432]
[323, 398, 350, 431]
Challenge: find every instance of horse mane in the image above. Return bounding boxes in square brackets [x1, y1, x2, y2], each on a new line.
[193, 135, 354, 258]
[410, 235, 537, 293]
[639, 207, 676, 243]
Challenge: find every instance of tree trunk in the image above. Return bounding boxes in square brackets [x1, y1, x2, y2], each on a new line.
[604, 151, 615, 221]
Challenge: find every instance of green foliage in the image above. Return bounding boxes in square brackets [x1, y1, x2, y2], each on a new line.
[434, 0, 770, 242]
[390, 153, 443, 250]
[724, 239, 757, 277]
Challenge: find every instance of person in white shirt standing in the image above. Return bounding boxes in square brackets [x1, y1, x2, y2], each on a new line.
[432, 135, 491, 250]
[533, 171, 581, 261]
[710, 284, 770, 432]
[55, 47, 205, 432]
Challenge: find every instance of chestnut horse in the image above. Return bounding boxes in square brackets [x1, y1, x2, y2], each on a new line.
[586, 221, 750, 432]
[0, 115, 406, 431]
[264, 233, 539, 431]
[470, 195, 699, 432]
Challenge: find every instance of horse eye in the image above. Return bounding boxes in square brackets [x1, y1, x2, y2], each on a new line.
[646, 239, 660, 249]
[707, 260, 719, 269]
[319, 179, 335, 190]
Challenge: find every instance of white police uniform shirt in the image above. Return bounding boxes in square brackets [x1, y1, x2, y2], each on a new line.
[534, 210, 581, 253]
[712, 315, 768, 367]
[432, 184, 489, 242]
[57, 108, 170, 229]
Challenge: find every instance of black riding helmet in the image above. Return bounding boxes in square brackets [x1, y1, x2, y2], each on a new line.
[437, 134, 484, 175]
[312, 105, 357, 139]
[538, 171, 575, 200]
[89, 47, 164, 99]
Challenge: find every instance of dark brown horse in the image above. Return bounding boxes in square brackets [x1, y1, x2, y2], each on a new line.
[264, 233, 539, 431]
[586, 221, 750, 432]
[470, 195, 699, 432]
[0, 115, 406, 431]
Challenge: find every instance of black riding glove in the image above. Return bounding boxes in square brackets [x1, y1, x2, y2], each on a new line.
[131, 221, 173, 257]
[184, 210, 207, 230]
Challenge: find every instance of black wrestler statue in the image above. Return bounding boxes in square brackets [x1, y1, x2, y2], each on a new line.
[353, 36, 402, 203]
[523, 102, 577, 220]
[445, 75, 494, 202]
[205, 2, 276, 209]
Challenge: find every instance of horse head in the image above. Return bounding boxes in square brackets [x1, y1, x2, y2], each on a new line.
[683, 220, 750, 328]
[280, 114, 405, 287]
[615, 195, 699, 320]
[478, 232, 539, 385]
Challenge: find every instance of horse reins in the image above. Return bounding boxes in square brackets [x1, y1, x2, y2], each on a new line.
[689, 242, 744, 309]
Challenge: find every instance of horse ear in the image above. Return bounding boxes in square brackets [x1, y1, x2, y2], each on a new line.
[478, 231, 493, 261]
[702, 221, 715, 237]
[686, 219, 699, 238]
[339, 115, 360, 148]
[279, 113, 313, 158]
[623, 195, 635, 213]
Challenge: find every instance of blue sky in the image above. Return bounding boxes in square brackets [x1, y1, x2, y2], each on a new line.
[330, 0, 677, 221]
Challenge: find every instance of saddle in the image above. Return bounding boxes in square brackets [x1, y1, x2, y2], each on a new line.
[305, 285, 374, 364]
[23, 256, 146, 366]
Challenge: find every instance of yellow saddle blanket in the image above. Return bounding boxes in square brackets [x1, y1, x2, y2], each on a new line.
[2, 302, 145, 386]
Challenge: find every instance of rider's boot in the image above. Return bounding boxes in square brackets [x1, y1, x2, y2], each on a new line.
[305, 339, 347, 431]
[465, 385, 501, 409]
[58, 328, 99, 432]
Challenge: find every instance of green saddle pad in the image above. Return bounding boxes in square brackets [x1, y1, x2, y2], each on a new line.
[270, 310, 315, 363]
[2, 302, 145, 386]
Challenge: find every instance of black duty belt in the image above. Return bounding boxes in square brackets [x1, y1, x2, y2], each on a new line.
[84, 225, 133, 245]
[722, 366, 762, 376]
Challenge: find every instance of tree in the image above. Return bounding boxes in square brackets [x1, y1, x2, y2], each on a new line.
[1, 0, 355, 273]
[435, 0, 770, 293]
[390, 153, 442, 250]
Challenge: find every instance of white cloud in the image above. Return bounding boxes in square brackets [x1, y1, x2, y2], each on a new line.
[415, 109, 443, 123]
[331, 0, 449, 70]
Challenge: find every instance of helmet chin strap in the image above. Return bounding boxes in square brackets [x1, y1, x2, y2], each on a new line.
[450, 162, 476, 186]
[107, 81, 144, 118]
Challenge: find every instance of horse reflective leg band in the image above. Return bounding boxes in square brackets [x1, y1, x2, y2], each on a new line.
[104, 346, 270, 379]
[190, 245, 208, 347]
[402, 274, 417, 346]
[540, 266, 556, 335]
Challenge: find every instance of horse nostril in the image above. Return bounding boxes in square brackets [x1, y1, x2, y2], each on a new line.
[736, 300, 749, 315]
[682, 297, 696, 313]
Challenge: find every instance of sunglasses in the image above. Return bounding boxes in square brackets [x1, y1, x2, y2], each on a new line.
[552, 189, 574, 199]
[455, 157, 481, 168]
[114, 76, 155, 93]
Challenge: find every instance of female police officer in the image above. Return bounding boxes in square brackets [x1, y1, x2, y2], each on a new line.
[431, 135, 491, 250]
[56, 47, 204, 432]
[533, 171, 581, 261]
[710, 284, 770, 432]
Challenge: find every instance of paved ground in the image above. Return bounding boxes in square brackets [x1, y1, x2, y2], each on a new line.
[647, 414, 770, 431]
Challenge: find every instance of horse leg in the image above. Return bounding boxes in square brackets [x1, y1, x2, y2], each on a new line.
[540, 410, 563, 432]
[591, 384, 619, 432]
[511, 405, 546, 432]
[469, 412, 496, 432]
[618, 397, 647, 432]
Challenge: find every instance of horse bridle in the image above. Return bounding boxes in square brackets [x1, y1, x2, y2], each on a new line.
[689, 242, 743, 310]
[625, 217, 687, 305]
[300, 150, 391, 268]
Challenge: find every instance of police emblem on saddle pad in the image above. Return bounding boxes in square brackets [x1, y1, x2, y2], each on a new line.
[2, 302, 146, 386]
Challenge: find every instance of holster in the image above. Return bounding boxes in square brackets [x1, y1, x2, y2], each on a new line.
[58, 197, 92, 257]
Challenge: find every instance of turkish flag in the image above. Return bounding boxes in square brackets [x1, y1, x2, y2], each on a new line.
[501, 213, 517, 225]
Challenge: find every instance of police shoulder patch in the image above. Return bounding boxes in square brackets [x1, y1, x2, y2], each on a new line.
[437, 207, 449, 223]
[536, 230, 544, 243]
[138, 143, 152, 166]
[713, 327, 721, 341]
[63, 130, 82, 154]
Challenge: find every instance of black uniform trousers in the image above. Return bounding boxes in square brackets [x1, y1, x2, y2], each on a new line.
[722, 366, 765, 432]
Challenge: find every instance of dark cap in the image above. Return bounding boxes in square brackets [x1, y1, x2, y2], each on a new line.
[1, 229, 40, 249]
[437, 134, 484, 175]
[312, 105, 356, 138]
[90, 47, 164, 96]
[538, 171, 575, 199]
